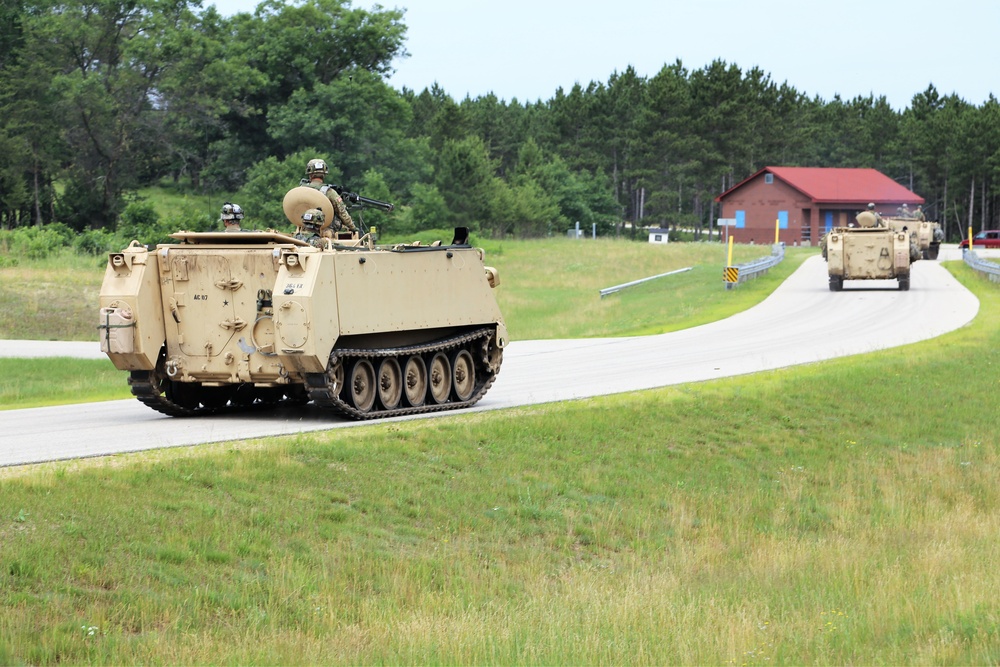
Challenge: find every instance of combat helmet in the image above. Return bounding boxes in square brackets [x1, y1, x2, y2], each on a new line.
[221, 202, 244, 222]
[300, 207, 325, 230]
[306, 158, 328, 179]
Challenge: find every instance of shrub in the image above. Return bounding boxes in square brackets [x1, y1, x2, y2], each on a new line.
[5, 226, 70, 260]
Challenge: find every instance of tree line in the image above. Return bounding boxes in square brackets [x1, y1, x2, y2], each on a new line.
[2, 0, 999, 243]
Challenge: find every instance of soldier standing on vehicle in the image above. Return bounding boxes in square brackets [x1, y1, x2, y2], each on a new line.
[221, 202, 244, 232]
[913, 205, 926, 221]
[303, 158, 357, 233]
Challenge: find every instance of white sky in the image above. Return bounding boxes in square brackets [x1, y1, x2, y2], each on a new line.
[207, 0, 998, 110]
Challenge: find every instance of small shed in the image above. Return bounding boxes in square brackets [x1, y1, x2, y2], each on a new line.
[715, 167, 924, 245]
[648, 228, 670, 244]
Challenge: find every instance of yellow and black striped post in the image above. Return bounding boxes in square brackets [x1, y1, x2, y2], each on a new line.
[724, 265, 740, 289]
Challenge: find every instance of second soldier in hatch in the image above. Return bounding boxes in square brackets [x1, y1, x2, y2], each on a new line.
[221, 202, 244, 232]
[295, 208, 327, 248]
[303, 158, 357, 233]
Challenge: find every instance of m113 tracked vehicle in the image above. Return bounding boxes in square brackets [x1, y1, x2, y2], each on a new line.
[884, 216, 943, 260]
[99, 187, 507, 420]
[823, 210, 913, 291]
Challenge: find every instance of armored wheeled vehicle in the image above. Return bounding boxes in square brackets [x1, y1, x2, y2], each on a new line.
[884, 216, 943, 260]
[98, 187, 508, 420]
[823, 224, 913, 291]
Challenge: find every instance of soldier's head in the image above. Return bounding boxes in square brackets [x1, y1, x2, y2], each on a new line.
[221, 202, 244, 225]
[916, 205, 922, 211]
[306, 158, 328, 181]
[301, 208, 325, 231]
[867, 202, 876, 211]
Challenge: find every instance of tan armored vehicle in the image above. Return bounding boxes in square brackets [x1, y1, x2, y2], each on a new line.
[884, 216, 943, 260]
[98, 187, 508, 419]
[823, 209, 913, 291]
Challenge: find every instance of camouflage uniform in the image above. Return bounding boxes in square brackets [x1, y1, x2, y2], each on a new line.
[303, 158, 356, 232]
[913, 206, 926, 222]
[855, 203, 883, 228]
[295, 208, 327, 248]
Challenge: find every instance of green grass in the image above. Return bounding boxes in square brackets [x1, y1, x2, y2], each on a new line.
[0, 358, 127, 409]
[136, 184, 239, 222]
[0, 264, 998, 664]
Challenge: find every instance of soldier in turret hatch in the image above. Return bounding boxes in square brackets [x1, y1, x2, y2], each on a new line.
[302, 158, 357, 233]
[855, 202, 884, 228]
[220, 202, 244, 232]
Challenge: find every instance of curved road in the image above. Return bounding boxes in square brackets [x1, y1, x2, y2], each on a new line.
[0, 251, 980, 468]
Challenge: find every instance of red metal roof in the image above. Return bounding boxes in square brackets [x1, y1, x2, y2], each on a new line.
[717, 167, 925, 205]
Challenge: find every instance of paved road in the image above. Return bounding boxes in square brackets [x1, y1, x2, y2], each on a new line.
[0, 253, 980, 467]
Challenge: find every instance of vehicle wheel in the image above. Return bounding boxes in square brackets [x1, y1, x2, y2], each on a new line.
[403, 355, 427, 407]
[898, 277, 910, 291]
[347, 359, 376, 412]
[451, 349, 476, 402]
[829, 276, 843, 292]
[377, 357, 403, 410]
[428, 352, 452, 405]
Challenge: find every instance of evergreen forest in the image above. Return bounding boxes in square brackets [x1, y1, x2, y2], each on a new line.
[2, 0, 999, 246]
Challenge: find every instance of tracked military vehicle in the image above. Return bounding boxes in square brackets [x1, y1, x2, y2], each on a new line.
[99, 187, 507, 420]
[823, 210, 913, 291]
[884, 216, 943, 260]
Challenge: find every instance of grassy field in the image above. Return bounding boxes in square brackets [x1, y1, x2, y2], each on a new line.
[0, 260, 998, 663]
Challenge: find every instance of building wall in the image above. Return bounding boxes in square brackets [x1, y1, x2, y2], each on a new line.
[718, 173, 813, 244]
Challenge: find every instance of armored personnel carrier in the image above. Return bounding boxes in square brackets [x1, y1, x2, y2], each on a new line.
[824, 222, 913, 291]
[98, 187, 508, 420]
[884, 216, 943, 260]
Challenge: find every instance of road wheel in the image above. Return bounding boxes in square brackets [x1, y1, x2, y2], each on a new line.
[403, 355, 427, 407]
[451, 349, 476, 402]
[829, 275, 843, 292]
[428, 352, 452, 405]
[898, 277, 910, 291]
[347, 359, 376, 412]
[377, 357, 403, 410]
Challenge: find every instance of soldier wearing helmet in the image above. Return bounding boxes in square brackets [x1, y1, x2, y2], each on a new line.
[296, 208, 327, 248]
[220, 202, 244, 232]
[303, 158, 357, 233]
[913, 205, 926, 222]
[855, 202, 884, 228]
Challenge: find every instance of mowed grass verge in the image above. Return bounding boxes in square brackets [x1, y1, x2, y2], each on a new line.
[1, 263, 997, 664]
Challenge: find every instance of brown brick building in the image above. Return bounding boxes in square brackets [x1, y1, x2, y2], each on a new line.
[715, 167, 924, 245]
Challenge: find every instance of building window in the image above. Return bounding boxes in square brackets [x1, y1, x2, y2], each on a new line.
[764, 173, 774, 184]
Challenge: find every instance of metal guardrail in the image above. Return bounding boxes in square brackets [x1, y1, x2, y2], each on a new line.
[724, 243, 785, 289]
[599, 267, 693, 298]
[963, 250, 1000, 283]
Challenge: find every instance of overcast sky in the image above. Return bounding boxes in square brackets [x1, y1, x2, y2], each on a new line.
[208, 0, 998, 110]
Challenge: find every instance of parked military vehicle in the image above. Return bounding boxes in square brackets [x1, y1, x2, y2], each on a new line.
[884, 216, 943, 260]
[99, 187, 508, 420]
[823, 212, 914, 291]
